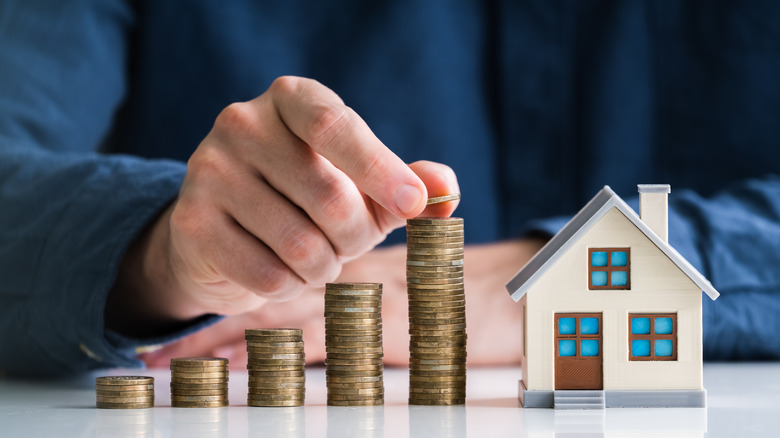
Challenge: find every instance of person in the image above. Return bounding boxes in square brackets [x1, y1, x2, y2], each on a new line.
[1, 1, 779, 378]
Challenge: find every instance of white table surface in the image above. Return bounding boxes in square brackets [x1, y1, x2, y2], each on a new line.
[1, 363, 778, 437]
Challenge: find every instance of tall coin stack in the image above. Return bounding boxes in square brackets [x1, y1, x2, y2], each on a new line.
[245, 328, 306, 407]
[170, 357, 229, 407]
[95, 376, 154, 409]
[406, 217, 467, 405]
[325, 282, 384, 406]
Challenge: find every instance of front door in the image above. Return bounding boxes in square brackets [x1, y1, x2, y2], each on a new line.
[554, 313, 603, 390]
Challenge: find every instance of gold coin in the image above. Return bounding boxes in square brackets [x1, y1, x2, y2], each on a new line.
[170, 371, 229, 380]
[324, 305, 381, 312]
[325, 334, 382, 342]
[96, 395, 154, 404]
[245, 328, 302, 337]
[172, 401, 229, 408]
[406, 260, 464, 267]
[248, 394, 305, 402]
[246, 347, 303, 355]
[326, 380, 384, 388]
[326, 375, 382, 383]
[246, 341, 304, 349]
[409, 368, 467, 376]
[326, 282, 381, 289]
[248, 399, 304, 407]
[170, 378, 228, 385]
[170, 382, 228, 389]
[95, 389, 154, 398]
[95, 384, 154, 392]
[409, 373, 467, 381]
[171, 357, 228, 366]
[407, 217, 463, 225]
[248, 369, 305, 377]
[426, 194, 461, 205]
[327, 399, 384, 407]
[96, 401, 154, 409]
[95, 376, 154, 386]
[171, 394, 230, 402]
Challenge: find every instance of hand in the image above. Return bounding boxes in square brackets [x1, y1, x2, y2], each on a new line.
[140, 238, 546, 368]
[106, 76, 459, 337]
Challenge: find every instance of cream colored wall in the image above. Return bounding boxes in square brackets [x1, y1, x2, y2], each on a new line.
[524, 207, 703, 391]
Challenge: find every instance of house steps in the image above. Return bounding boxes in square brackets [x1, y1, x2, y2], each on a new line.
[554, 390, 605, 410]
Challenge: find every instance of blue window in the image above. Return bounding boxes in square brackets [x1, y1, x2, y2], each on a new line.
[581, 340, 599, 356]
[559, 340, 576, 356]
[558, 318, 576, 335]
[588, 248, 630, 290]
[580, 318, 599, 335]
[556, 314, 601, 358]
[630, 314, 677, 361]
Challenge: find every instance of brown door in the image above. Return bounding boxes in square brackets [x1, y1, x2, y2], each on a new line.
[554, 313, 603, 390]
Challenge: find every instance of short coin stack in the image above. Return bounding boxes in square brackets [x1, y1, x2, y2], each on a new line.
[325, 282, 384, 406]
[245, 328, 306, 407]
[170, 357, 229, 407]
[406, 217, 467, 405]
[95, 376, 155, 409]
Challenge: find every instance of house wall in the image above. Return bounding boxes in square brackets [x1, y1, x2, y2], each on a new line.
[524, 207, 703, 391]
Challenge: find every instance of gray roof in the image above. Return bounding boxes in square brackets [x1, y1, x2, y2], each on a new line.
[506, 186, 720, 301]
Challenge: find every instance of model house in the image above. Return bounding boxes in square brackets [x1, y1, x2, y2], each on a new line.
[506, 185, 719, 409]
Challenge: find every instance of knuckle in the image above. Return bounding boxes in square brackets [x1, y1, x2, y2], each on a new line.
[307, 105, 351, 151]
[270, 75, 302, 96]
[214, 102, 257, 137]
[278, 225, 339, 284]
[255, 263, 293, 296]
[170, 198, 208, 239]
[316, 176, 356, 224]
[279, 225, 322, 265]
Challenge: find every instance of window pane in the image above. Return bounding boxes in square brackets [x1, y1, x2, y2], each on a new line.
[655, 340, 674, 357]
[611, 251, 628, 267]
[631, 318, 650, 334]
[591, 251, 608, 267]
[559, 340, 576, 357]
[632, 340, 650, 357]
[558, 317, 576, 335]
[592, 271, 607, 286]
[611, 271, 628, 286]
[581, 340, 599, 356]
[580, 317, 599, 334]
[655, 317, 673, 335]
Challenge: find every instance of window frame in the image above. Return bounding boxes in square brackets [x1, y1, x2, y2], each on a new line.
[554, 313, 603, 359]
[588, 247, 631, 290]
[628, 313, 678, 361]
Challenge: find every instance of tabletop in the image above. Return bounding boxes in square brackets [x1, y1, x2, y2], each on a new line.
[1, 362, 778, 437]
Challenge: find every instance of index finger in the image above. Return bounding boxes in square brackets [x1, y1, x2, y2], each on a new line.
[266, 76, 427, 218]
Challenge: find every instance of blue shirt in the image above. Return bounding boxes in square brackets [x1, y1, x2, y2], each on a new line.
[2, 0, 779, 376]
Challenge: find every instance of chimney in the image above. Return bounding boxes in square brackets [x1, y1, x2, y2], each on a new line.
[637, 184, 670, 242]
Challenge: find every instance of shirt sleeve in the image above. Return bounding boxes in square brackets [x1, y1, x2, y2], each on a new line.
[0, 0, 219, 377]
[525, 176, 780, 360]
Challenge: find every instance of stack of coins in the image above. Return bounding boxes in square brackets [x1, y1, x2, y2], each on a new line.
[406, 217, 467, 405]
[245, 328, 306, 407]
[170, 357, 229, 407]
[95, 376, 154, 409]
[325, 282, 384, 406]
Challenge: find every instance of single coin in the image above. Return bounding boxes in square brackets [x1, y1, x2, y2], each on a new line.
[172, 401, 229, 408]
[96, 401, 154, 409]
[326, 375, 382, 383]
[96, 395, 155, 403]
[95, 376, 154, 386]
[95, 389, 154, 398]
[246, 341, 304, 349]
[170, 378, 228, 385]
[171, 357, 228, 366]
[244, 328, 303, 336]
[95, 384, 155, 392]
[326, 282, 382, 289]
[407, 217, 463, 225]
[406, 260, 464, 267]
[248, 399, 304, 407]
[328, 399, 384, 407]
[426, 194, 461, 205]
[325, 380, 384, 388]
[170, 382, 228, 389]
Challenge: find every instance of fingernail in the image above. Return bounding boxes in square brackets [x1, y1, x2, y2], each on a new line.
[394, 184, 423, 215]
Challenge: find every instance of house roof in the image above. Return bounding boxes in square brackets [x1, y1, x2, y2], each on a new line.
[506, 186, 720, 301]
